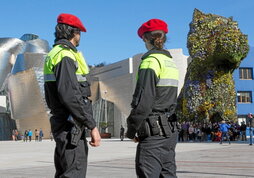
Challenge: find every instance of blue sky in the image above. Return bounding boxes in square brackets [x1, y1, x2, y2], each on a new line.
[1, 0, 253, 65]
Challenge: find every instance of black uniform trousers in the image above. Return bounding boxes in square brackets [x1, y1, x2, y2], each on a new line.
[135, 131, 178, 178]
[54, 131, 88, 178]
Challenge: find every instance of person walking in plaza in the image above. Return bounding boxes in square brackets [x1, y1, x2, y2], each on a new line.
[23, 130, 28, 142]
[240, 121, 247, 141]
[49, 131, 53, 141]
[219, 120, 231, 144]
[126, 19, 179, 178]
[12, 129, 17, 141]
[28, 129, 32, 142]
[120, 125, 125, 141]
[39, 128, 43, 142]
[44, 13, 101, 178]
[35, 129, 39, 141]
[248, 113, 253, 145]
[188, 124, 195, 142]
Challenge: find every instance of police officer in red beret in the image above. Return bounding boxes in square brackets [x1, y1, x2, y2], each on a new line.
[126, 19, 179, 177]
[44, 13, 101, 178]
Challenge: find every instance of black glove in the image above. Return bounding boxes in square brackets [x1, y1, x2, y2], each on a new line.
[126, 116, 136, 139]
[126, 125, 136, 139]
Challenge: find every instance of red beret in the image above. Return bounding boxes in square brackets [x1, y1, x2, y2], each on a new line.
[137, 19, 168, 38]
[57, 13, 86, 32]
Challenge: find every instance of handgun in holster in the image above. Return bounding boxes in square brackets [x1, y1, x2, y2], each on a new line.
[68, 116, 85, 146]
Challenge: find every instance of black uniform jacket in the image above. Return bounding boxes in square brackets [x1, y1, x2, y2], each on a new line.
[44, 39, 96, 133]
[126, 49, 178, 139]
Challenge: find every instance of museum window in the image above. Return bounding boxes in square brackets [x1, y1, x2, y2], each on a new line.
[239, 68, 253, 80]
[237, 91, 252, 103]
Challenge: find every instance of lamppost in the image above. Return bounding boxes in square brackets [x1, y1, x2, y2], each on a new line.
[104, 90, 108, 132]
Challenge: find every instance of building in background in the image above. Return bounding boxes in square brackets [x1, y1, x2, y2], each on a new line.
[89, 49, 190, 137]
[0, 35, 189, 140]
[233, 46, 254, 124]
[0, 34, 50, 140]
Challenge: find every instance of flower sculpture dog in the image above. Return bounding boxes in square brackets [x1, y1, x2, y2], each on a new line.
[176, 9, 249, 123]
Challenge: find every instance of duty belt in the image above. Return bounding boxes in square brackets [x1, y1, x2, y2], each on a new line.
[137, 113, 177, 140]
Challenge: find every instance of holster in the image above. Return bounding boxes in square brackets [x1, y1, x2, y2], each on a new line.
[68, 116, 85, 146]
[147, 115, 161, 136]
[159, 114, 172, 138]
[137, 113, 177, 140]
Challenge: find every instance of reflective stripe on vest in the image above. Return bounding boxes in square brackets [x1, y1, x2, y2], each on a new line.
[44, 73, 87, 82]
[44, 45, 89, 82]
[157, 78, 178, 87]
[139, 53, 179, 87]
[44, 74, 56, 81]
[76, 75, 87, 82]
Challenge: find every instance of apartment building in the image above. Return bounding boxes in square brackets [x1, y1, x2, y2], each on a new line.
[233, 46, 254, 124]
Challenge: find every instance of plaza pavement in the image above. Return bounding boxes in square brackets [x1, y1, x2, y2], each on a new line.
[0, 138, 253, 178]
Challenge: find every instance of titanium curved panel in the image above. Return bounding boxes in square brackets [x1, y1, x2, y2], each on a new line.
[11, 53, 46, 74]
[25, 39, 50, 53]
[0, 38, 25, 55]
[23, 53, 45, 97]
[12, 53, 46, 99]
[0, 51, 13, 89]
[23, 53, 46, 69]
[11, 54, 25, 74]
[8, 68, 47, 120]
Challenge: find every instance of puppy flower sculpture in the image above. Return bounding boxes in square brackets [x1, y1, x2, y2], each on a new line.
[177, 9, 249, 123]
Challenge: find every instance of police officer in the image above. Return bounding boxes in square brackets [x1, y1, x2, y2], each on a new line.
[126, 19, 179, 178]
[44, 13, 101, 178]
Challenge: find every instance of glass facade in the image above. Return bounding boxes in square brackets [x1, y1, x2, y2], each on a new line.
[92, 98, 114, 135]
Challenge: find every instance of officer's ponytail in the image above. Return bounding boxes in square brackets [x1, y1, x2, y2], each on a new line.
[143, 30, 166, 49]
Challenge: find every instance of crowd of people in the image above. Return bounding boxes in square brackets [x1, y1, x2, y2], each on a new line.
[11, 128, 53, 142]
[178, 121, 248, 143]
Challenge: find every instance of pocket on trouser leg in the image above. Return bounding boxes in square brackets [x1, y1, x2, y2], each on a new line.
[76, 140, 87, 171]
[63, 140, 87, 178]
[61, 144, 77, 178]
[136, 145, 161, 178]
[160, 136, 178, 178]
[135, 145, 147, 178]
[160, 146, 177, 178]
[65, 146, 76, 167]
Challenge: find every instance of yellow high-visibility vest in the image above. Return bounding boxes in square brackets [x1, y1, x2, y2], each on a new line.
[44, 45, 89, 82]
[138, 53, 179, 87]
